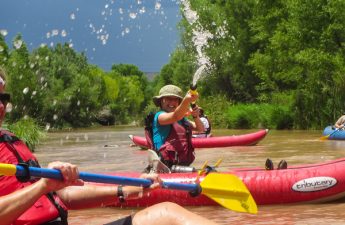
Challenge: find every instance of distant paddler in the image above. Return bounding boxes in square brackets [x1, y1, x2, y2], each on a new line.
[144, 84, 205, 169]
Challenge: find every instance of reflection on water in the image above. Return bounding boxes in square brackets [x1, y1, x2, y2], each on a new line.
[35, 127, 345, 224]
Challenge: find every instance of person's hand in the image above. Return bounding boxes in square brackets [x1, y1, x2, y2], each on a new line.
[186, 90, 199, 104]
[190, 105, 200, 119]
[39, 161, 84, 193]
[140, 173, 162, 190]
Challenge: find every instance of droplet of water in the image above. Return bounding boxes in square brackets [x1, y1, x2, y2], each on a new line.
[77, 100, 80, 106]
[0, 29, 8, 36]
[6, 103, 12, 113]
[61, 30, 67, 37]
[155, 2, 161, 10]
[0, 45, 4, 52]
[45, 123, 51, 131]
[52, 29, 59, 36]
[14, 40, 23, 49]
[139, 7, 146, 14]
[23, 87, 29, 94]
[53, 114, 58, 120]
[70, 13, 76, 20]
[129, 12, 137, 19]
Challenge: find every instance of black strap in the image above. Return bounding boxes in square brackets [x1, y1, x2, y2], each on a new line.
[117, 185, 125, 203]
[46, 192, 68, 225]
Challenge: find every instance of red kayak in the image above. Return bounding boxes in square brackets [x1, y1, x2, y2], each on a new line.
[129, 129, 268, 149]
[102, 157, 345, 207]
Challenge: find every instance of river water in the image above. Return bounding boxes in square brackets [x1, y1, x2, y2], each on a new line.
[34, 126, 345, 225]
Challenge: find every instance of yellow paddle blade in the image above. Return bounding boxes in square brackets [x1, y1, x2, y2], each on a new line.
[320, 135, 330, 140]
[0, 163, 17, 176]
[200, 173, 257, 214]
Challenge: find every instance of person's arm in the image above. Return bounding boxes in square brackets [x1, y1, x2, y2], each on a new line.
[0, 179, 52, 225]
[158, 91, 198, 125]
[57, 173, 162, 209]
[0, 162, 83, 225]
[188, 105, 205, 132]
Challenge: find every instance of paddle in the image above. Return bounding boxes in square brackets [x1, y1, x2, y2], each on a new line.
[0, 163, 257, 214]
[320, 128, 340, 140]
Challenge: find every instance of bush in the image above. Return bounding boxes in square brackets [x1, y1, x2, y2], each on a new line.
[226, 103, 294, 129]
[6, 117, 46, 152]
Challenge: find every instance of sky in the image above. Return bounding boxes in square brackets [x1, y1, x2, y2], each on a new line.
[0, 0, 182, 72]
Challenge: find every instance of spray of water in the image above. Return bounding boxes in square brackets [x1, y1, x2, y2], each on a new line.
[180, 0, 214, 86]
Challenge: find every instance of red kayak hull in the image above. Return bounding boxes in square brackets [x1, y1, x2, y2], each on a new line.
[129, 129, 268, 149]
[100, 157, 345, 207]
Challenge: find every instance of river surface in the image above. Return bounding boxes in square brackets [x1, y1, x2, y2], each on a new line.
[34, 126, 345, 225]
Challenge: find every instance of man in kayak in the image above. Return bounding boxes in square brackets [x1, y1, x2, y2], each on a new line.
[0, 68, 218, 225]
[192, 107, 212, 138]
[146, 84, 204, 169]
[334, 113, 345, 129]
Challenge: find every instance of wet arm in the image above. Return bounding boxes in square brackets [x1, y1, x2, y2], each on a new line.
[57, 185, 144, 209]
[0, 179, 50, 225]
[159, 93, 196, 125]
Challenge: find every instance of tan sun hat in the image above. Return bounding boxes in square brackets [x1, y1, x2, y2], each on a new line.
[153, 84, 183, 107]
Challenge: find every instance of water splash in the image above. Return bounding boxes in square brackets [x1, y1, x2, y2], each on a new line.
[180, 0, 227, 86]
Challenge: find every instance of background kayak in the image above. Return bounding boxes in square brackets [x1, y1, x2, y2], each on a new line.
[129, 129, 268, 149]
[322, 126, 345, 140]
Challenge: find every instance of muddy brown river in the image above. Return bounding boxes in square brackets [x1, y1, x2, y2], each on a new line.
[34, 126, 345, 225]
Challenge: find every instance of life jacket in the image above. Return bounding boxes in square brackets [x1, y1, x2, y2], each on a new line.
[144, 112, 195, 168]
[0, 130, 68, 225]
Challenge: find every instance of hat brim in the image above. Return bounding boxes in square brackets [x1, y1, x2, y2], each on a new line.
[153, 94, 183, 107]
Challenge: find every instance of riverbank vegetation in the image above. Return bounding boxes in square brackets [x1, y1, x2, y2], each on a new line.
[1, 0, 344, 147]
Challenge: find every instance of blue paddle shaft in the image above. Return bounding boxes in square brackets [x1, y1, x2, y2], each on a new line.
[15, 165, 198, 191]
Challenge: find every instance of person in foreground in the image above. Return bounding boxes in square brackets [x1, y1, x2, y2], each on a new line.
[0, 68, 218, 225]
[334, 113, 345, 129]
[147, 84, 205, 169]
[192, 107, 211, 138]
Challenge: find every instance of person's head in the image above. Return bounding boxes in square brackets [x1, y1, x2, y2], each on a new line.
[153, 85, 183, 112]
[199, 107, 204, 116]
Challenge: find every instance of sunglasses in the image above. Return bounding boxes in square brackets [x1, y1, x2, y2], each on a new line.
[0, 93, 10, 106]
